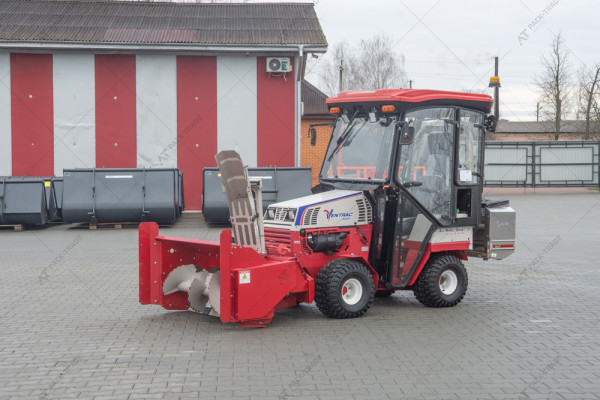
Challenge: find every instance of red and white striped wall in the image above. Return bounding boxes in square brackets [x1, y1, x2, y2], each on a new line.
[0, 52, 296, 209]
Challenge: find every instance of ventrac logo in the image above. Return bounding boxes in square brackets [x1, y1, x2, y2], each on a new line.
[323, 209, 354, 222]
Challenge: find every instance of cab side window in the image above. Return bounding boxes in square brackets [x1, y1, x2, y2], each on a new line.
[457, 110, 483, 185]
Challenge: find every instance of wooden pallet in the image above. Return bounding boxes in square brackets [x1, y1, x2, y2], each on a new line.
[89, 222, 140, 230]
[0, 224, 24, 232]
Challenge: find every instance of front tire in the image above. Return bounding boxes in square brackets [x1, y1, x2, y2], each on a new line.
[315, 259, 375, 319]
[413, 254, 468, 307]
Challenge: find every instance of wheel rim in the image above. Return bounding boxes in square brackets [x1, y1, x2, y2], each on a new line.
[341, 278, 363, 305]
[439, 270, 458, 295]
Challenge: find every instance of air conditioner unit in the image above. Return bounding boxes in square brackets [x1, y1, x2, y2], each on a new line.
[266, 57, 292, 73]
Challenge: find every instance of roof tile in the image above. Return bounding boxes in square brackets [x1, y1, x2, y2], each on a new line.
[301, 80, 330, 116]
[0, 0, 327, 47]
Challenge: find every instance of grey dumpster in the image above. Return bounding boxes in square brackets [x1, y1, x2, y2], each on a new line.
[0, 177, 48, 225]
[202, 167, 312, 223]
[61, 168, 183, 224]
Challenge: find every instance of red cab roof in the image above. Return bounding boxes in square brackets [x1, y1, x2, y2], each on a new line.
[327, 88, 493, 106]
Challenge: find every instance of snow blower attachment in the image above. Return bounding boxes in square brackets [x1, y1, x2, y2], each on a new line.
[139, 150, 311, 327]
[139, 89, 516, 327]
[154, 151, 264, 317]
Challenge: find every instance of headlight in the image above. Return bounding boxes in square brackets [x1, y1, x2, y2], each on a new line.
[287, 209, 296, 221]
[267, 208, 275, 219]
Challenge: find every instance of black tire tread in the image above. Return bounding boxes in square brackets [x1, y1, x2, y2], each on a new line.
[315, 259, 375, 319]
[413, 254, 468, 308]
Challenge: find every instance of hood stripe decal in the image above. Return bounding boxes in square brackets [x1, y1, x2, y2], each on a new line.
[295, 191, 362, 226]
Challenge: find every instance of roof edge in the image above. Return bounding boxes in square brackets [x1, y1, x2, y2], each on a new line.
[27, 0, 318, 5]
[0, 41, 328, 53]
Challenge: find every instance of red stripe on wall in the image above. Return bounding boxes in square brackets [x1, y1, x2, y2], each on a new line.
[256, 57, 296, 167]
[95, 54, 137, 168]
[176, 56, 217, 210]
[10, 53, 54, 176]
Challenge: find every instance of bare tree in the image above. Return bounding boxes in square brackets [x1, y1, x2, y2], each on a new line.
[345, 35, 407, 92]
[309, 42, 350, 97]
[533, 32, 573, 140]
[576, 63, 600, 139]
[313, 34, 407, 96]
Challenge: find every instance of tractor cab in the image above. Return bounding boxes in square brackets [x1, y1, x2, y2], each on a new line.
[315, 89, 509, 288]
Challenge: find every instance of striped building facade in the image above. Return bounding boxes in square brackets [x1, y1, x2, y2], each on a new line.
[0, 1, 327, 209]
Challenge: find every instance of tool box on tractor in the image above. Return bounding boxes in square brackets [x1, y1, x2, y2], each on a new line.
[139, 89, 516, 327]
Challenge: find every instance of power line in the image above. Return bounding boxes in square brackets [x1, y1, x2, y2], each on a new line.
[405, 59, 539, 66]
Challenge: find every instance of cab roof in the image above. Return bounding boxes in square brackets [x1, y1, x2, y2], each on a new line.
[327, 89, 493, 114]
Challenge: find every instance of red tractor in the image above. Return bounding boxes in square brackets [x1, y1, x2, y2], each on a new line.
[139, 89, 515, 327]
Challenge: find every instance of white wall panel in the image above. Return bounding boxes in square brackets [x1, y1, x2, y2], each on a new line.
[0, 52, 11, 176]
[484, 148, 528, 181]
[53, 53, 96, 175]
[136, 54, 177, 168]
[217, 56, 257, 166]
[540, 147, 594, 181]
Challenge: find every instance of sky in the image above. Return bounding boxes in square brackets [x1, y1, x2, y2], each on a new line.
[298, 0, 600, 121]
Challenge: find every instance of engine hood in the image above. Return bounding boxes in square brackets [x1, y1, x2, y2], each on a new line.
[263, 190, 373, 231]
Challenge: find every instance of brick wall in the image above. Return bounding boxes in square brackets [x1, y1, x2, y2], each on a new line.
[300, 118, 334, 186]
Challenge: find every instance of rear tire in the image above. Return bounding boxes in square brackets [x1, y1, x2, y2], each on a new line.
[315, 259, 375, 319]
[413, 254, 468, 307]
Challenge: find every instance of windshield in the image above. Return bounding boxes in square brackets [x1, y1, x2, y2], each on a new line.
[320, 115, 396, 182]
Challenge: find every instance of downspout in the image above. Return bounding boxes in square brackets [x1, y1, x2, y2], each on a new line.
[295, 45, 304, 167]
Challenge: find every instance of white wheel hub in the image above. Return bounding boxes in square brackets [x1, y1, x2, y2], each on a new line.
[341, 278, 363, 305]
[439, 270, 458, 295]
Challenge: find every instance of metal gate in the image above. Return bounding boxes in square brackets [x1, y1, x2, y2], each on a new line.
[484, 141, 600, 187]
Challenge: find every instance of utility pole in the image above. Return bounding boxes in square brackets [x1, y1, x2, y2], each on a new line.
[488, 57, 501, 120]
[409, 80, 413, 89]
[339, 58, 344, 93]
[536, 102, 541, 121]
[493, 57, 500, 119]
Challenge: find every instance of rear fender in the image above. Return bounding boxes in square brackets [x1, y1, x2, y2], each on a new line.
[407, 242, 470, 286]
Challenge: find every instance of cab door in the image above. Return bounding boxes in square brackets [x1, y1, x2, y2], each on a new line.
[387, 107, 456, 286]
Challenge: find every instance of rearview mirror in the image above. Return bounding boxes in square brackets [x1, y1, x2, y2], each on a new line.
[485, 114, 498, 132]
[307, 123, 333, 146]
[400, 126, 414, 144]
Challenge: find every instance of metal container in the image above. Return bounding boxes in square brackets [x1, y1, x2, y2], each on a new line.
[485, 206, 516, 260]
[202, 167, 312, 223]
[0, 177, 48, 225]
[61, 168, 183, 224]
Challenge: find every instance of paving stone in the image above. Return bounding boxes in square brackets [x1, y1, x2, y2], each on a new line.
[0, 193, 599, 400]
